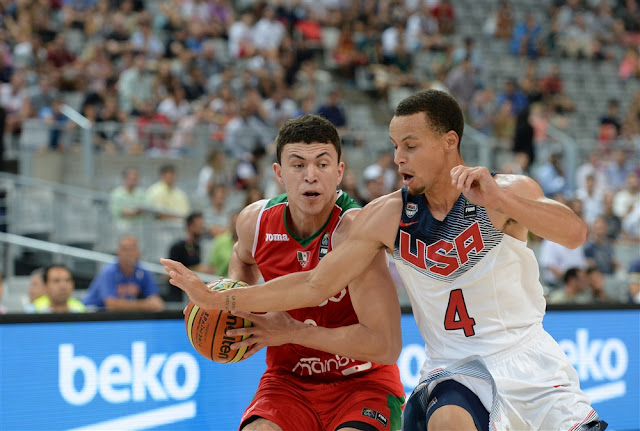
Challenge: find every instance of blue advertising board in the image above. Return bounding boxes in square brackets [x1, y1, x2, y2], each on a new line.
[0, 309, 638, 430]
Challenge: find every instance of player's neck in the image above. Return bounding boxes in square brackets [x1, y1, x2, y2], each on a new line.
[286, 204, 334, 239]
[424, 167, 464, 219]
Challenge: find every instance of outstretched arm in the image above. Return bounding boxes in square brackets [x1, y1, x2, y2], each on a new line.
[451, 166, 587, 248]
[161, 192, 402, 312]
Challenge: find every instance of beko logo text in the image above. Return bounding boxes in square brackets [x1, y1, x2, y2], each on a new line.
[59, 342, 200, 405]
[559, 329, 628, 382]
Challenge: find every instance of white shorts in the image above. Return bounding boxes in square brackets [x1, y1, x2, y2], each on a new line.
[419, 326, 600, 430]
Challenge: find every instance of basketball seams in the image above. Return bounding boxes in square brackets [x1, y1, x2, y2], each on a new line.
[185, 278, 253, 363]
[210, 307, 225, 362]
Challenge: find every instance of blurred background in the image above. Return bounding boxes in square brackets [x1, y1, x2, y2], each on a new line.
[0, 0, 637, 310]
[0, 1, 638, 429]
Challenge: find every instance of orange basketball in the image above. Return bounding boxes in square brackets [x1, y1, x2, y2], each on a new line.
[184, 278, 253, 363]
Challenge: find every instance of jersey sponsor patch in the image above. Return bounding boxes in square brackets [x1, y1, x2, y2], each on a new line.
[405, 202, 418, 218]
[463, 199, 477, 220]
[362, 408, 388, 427]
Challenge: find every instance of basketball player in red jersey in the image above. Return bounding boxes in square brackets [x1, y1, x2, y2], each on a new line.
[217, 114, 405, 431]
[164, 92, 606, 430]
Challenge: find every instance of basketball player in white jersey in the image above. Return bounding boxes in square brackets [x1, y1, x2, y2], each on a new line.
[163, 90, 606, 430]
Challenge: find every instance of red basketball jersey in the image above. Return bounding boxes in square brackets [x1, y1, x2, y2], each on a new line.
[252, 191, 400, 386]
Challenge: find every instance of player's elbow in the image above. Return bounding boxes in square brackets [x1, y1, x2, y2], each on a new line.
[565, 218, 588, 249]
[371, 330, 402, 365]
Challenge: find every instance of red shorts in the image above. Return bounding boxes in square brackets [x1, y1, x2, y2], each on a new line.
[239, 370, 405, 431]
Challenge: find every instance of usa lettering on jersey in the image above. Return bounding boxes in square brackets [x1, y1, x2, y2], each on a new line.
[399, 222, 485, 276]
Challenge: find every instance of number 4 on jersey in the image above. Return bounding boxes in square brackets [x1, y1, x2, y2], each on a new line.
[444, 289, 476, 337]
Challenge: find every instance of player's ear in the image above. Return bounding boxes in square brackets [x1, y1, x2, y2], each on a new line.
[443, 130, 459, 152]
[336, 161, 345, 185]
[273, 162, 284, 186]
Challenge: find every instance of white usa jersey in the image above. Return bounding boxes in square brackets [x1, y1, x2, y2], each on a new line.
[393, 186, 546, 370]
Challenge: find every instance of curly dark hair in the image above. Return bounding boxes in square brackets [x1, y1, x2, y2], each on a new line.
[275, 114, 342, 164]
[394, 90, 464, 147]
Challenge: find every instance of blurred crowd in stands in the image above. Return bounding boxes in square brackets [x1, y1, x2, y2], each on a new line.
[0, 0, 638, 312]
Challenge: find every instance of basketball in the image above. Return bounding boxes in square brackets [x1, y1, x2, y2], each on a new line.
[184, 278, 253, 363]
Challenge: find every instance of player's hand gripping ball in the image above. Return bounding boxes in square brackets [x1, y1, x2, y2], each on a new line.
[184, 278, 253, 363]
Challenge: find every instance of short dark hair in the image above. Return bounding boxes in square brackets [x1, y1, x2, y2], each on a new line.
[186, 211, 203, 228]
[43, 264, 72, 283]
[394, 90, 464, 146]
[159, 164, 175, 175]
[275, 115, 341, 164]
[563, 267, 581, 284]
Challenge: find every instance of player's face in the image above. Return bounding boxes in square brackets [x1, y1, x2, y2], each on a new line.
[275, 142, 344, 215]
[390, 113, 452, 196]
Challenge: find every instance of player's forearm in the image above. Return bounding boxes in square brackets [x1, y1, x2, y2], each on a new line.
[497, 190, 587, 248]
[287, 322, 401, 365]
[220, 271, 336, 312]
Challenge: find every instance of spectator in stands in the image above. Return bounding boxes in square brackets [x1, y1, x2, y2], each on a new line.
[547, 267, 592, 304]
[444, 56, 477, 113]
[0, 72, 29, 144]
[25, 268, 46, 312]
[208, 210, 240, 277]
[361, 165, 387, 206]
[117, 53, 154, 115]
[512, 106, 535, 173]
[40, 98, 69, 151]
[606, 152, 638, 192]
[586, 266, 611, 303]
[157, 84, 191, 124]
[618, 47, 640, 80]
[601, 192, 622, 240]
[496, 78, 528, 116]
[536, 152, 569, 198]
[452, 37, 483, 73]
[228, 11, 255, 59]
[363, 150, 397, 195]
[146, 164, 191, 219]
[432, 0, 455, 35]
[559, 12, 597, 59]
[223, 99, 273, 160]
[483, 0, 513, 40]
[316, 89, 348, 136]
[204, 184, 234, 238]
[511, 13, 544, 58]
[622, 198, 640, 240]
[576, 174, 604, 226]
[599, 99, 622, 142]
[576, 149, 608, 197]
[110, 167, 147, 226]
[34, 265, 86, 313]
[252, 5, 286, 57]
[629, 258, 640, 303]
[196, 149, 232, 201]
[83, 236, 165, 311]
[613, 172, 640, 220]
[468, 87, 496, 136]
[339, 169, 366, 207]
[584, 217, 617, 275]
[539, 237, 587, 288]
[26, 75, 60, 119]
[165, 211, 213, 301]
[131, 13, 164, 59]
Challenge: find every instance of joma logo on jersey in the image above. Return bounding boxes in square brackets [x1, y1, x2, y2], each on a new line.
[265, 233, 289, 241]
[399, 222, 485, 276]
